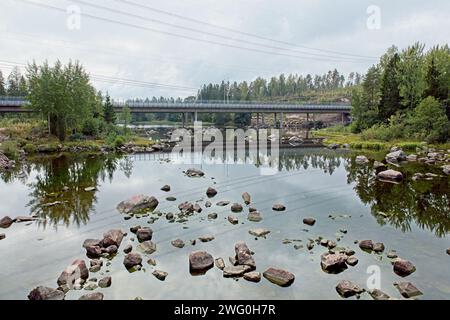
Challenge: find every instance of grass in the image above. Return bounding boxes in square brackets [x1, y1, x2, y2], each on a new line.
[313, 125, 450, 151]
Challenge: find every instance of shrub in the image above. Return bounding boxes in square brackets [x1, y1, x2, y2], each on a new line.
[0, 141, 19, 159]
[23, 143, 37, 154]
[69, 133, 86, 141]
[81, 118, 101, 137]
[114, 135, 126, 148]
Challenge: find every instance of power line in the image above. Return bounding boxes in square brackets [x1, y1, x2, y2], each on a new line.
[69, 0, 373, 62]
[14, 0, 373, 64]
[115, 0, 378, 60]
[0, 30, 277, 75]
[0, 59, 198, 92]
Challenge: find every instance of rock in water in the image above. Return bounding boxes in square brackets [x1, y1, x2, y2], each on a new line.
[206, 187, 217, 198]
[178, 202, 195, 214]
[358, 240, 374, 252]
[346, 256, 359, 267]
[136, 228, 153, 242]
[152, 270, 168, 281]
[373, 242, 385, 253]
[263, 268, 295, 287]
[394, 282, 423, 298]
[217, 201, 230, 207]
[28, 286, 65, 300]
[102, 229, 124, 248]
[208, 213, 218, 220]
[248, 211, 262, 222]
[235, 242, 256, 270]
[336, 280, 364, 298]
[82, 239, 102, 249]
[84, 187, 96, 192]
[205, 201, 212, 208]
[272, 204, 286, 212]
[242, 192, 251, 205]
[393, 258, 416, 277]
[186, 168, 205, 177]
[0, 216, 13, 228]
[377, 170, 403, 183]
[57, 259, 89, 287]
[369, 289, 391, 300]
[228, 215, 238, 225]
[355, 156, 369, 164]
[447, 248, 450, 255]
[386, 150, 407, 163]
[303, 217, 316, 226]
[98, 276, 111, 288]
[320, 253, 348, 274]
[193, 204, 202, 213]
[123, 253, 142, 270]
[223, 265, 252, 278]
[231, 203, 243, 213]
[243, 271, 261, 283]
[123, 244, 132, 254]
[117, 195, 159, 214]
[0, 233, 5, 240]
[215, 258, 225, 270]
[79, 292, 104, 300]
[189, 251, 214, 275]
[249, 228, 270, 237]
[161, 185, 171, 192]
[136, 241, 157, 254]
[199, 235, 215, 243]
[171, 239, 185, 248]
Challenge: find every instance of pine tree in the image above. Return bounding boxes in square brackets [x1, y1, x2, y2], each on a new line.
[379, 53, 401, 122]
[0, 70, 5, 95]
[7, 67, 22, 96]
[103, 93, 116, 124]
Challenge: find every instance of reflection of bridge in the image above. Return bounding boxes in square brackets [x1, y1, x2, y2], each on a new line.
[0, 96, 351, 128]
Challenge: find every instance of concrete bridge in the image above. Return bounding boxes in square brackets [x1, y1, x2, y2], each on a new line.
[0, 96, 351, 128]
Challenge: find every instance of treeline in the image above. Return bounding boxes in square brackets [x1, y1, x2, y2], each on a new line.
[351, 43, 449, 142]
[0, 67, 28, 96]
[197, 69, 361, 102]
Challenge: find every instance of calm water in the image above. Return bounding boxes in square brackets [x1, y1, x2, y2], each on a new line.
[0, 148, 449, 300]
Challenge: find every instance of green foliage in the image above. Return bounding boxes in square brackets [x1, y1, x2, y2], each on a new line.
[119, 105, 132, 135]
[23, 143, 37, 154]
[407, 96, 449, 142]
[103, 93, 116, 124]
[69, 133, 86, 141]
[0, 70, 6, 96]
[0, 141, 19, 159]
[114, 135, 126, 148]
[234, 113, 252, 127]
[81, 117, 102, 137]
[26, 60, 100, 141]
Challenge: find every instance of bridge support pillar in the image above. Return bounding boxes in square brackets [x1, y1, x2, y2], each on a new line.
[262, 113, 265, 125]
[181, 113, 185, 128]
[274, 113, 277, 128]
[312, 113, 316, 129]
[256, 113, 260, 128]
[194, 111, 198, 123]
[280, 112, 284, 130]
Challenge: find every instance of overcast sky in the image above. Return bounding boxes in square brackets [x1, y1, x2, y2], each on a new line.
[0, 0, 449, 99]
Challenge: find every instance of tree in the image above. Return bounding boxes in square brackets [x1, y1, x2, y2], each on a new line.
[0, 70, 5, 95]
[379, 53, 401, 121]
[398, 43, 426, 110]
[103, 93, 116, 124]
[7, 67, 22, 96]
[26, 60, 99, 141]
[407, 96, 449, 142]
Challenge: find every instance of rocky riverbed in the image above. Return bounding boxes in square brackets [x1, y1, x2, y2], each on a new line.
[0, 148, 449, 300]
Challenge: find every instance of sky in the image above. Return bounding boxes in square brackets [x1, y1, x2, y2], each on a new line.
[0, 0, 449, 99]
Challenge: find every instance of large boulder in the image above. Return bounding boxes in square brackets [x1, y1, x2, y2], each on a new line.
[123, 253, 142, 269]
[0, 216, 13, 228]
[189, 251, 214, 275]
[248, 211, 262, 222]
[303, 217, 316, 226]
[79, 292, 104, 300]
[336, 280, 364, 298]
[393, 258, 416, 277]
[377, 170, 403, 183]
[102, 229, 124, 248]
[178, 202, 195, 214]
[359, 240, 374, 252]
[263, 268, 295, 287]
[386, 150, 407, 163]
[28, 286, 65, 300]
[186, 168, 205, 177]
[117, 195, 159, 214]
[57, 259, 89, 287]
[320, 253, 348, 274]
[235, 242, 256, 270]
[394, 282, 423, 298]
[136, 241, 157, 254]
[223, 265, 252, 278]
[369, 289, 391, 300]
[136, 228, 153, 242]
[355, 156, 369, 164]
[231, 203, 243, 213]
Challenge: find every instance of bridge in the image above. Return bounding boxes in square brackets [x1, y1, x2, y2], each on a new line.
[0, 96, 351, 127]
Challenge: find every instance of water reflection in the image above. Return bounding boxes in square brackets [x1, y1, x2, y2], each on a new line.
[1, 149, 448, 236]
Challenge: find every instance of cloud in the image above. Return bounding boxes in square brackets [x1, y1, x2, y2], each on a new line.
[0, 0, 448, 98]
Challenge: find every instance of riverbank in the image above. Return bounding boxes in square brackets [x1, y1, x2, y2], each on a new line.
[313, 126, 450, 151]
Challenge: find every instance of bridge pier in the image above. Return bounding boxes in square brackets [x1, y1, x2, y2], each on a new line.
[262, 113, 265, 126]
[280, 112, 284, 130]
[194, 111, 198, 123]
[274, 113, 277, 128]
[256, 113, 260, 128]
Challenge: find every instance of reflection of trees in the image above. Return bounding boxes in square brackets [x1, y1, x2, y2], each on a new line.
[25, 153, 123, 228]
[277, 150, 343, 174]
[346, 160, 450, 237]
